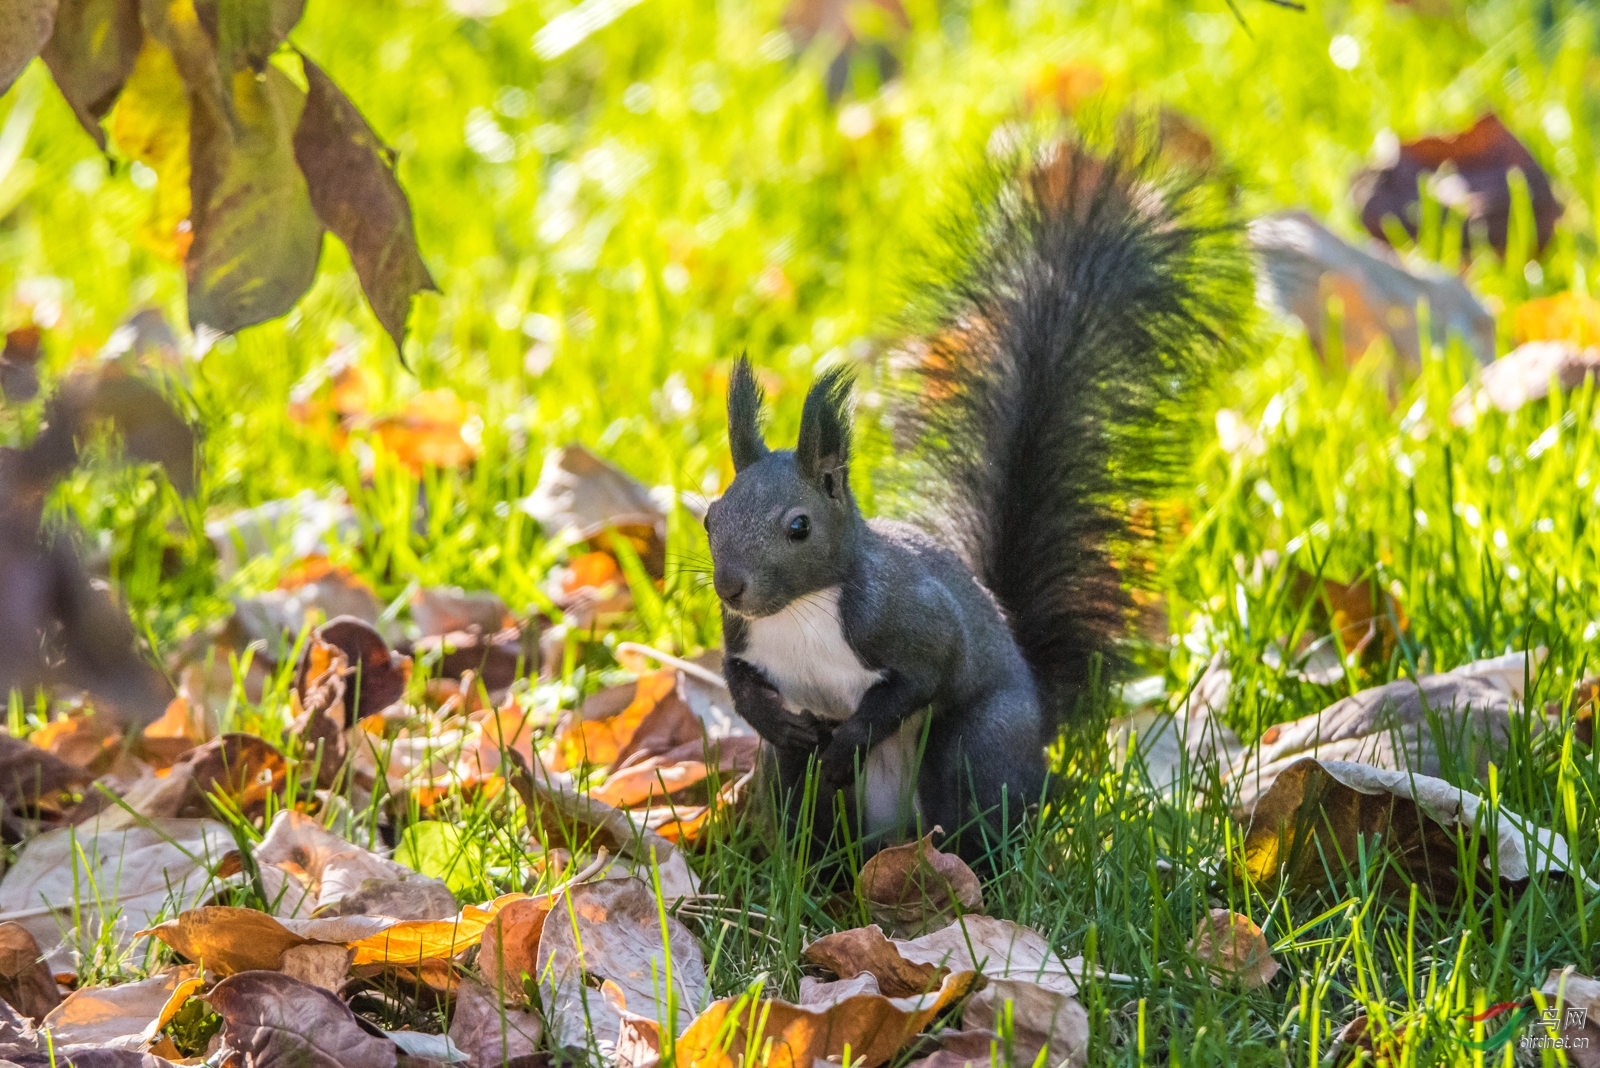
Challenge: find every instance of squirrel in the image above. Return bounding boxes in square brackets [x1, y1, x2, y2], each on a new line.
[704, 141, 1249, 860]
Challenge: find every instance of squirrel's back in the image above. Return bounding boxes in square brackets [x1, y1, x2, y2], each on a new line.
[894, 140, 1252, 722]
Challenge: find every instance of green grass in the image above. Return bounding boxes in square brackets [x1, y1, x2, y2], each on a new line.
[4, 0, 1600, 1063]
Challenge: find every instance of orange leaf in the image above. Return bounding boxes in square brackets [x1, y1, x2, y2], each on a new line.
[1514, 292, 1600, 348]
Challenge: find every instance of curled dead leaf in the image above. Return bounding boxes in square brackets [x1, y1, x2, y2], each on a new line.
[1189, 909, 1280, 989]
[1354, 113, 1561, 258]
[1241, 757, 1593, 897]
[676, 967, 977, 1068]
[0, 922, 61, 1020]
[858, 831, 984, 938]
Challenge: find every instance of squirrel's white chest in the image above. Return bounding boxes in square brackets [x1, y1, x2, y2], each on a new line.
[740, 586, 882, 722]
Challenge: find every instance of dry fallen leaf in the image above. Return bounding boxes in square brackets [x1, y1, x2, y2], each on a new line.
[0, 733, 88, 819]
[805, 915, 1105, 1014]
[370, 388, 480, 472]
[537, 879, 707, 1053]
[1515, 291, 1600, 348]
[1230, 672, 1537, 814]
[1241, 758, 1593, 897]
[111, 732, 289, 822]
[506, 754, 699, 902]
[1451, 340, 1600, 424]
[478, 896, 556, 1005]
[520, 444, 667, 577]
[1354, 113, 1561, 258]
[138, 905, 389, 975]
[857, 832, 984, 938]
[41, 966, 201, 1052]
[294, 616, 411, 722]
[448, 977, 544, 1068]
[207, 969, 400, 1068]
[960, 977, 1090, 1068]
[1538, 967, 1600, 1068]
[676, 967, 978, 1068]
[254, 808, 457, 920]
[0, 922, 62, 1020]
[1189, 909, 1280, 989]
[1250, 210, 1495, 369]
[0, 817, 231, 973]
[555, 671, 678, 771]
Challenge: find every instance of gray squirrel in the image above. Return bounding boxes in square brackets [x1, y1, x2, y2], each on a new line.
[704, 142, 1249, 860]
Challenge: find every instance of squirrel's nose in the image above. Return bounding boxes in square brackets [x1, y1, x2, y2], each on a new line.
[714, 571, 747, 606]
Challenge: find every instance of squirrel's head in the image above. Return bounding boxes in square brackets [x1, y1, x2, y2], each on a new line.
[705, 358, 858, 619]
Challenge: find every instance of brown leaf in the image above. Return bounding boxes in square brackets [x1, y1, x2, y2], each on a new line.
[1241, 758, 1593, 897]
[1451, 340, 1600, 423]
[207, 969, 399, 1068]
[477, 896, 554, 1005]
[406, 625, 536, 694]
[279, 942, 353, 992]
[411, 587, 514, 638]
[858, 832, 984, 938]
[39, 0, 143, 147]
[555, 671, 678, 771]
[1189, 909, 1279, 988]
[294, 616, 410, 721]
[0, 0, 55, 95]
[0, 817, 230, 973]
[1354, 113, 1562, 258]
[801, 926, 947, 998]
[676, 967, 977, 1068]
[806, 917, 1086, 999]
[186, 64, 323, 335]
[536, 879, 707, 1052]
[254, 809, 456, 920]
[1327, 1012, 1407, 1068]
[42, 967, 201, 1051]
[1538, 968, 1600, 1068]
[0, 733, 89, 816]
[448, 978, 543, 1068]
[125, 732, 288, 821]
[1230, 672, 1532, 814]
[1250, 210, 1494, 369]
[505, 753, 700, 902]
[520, 445, 667, 576]
[0, 922, 61, 1020]
[960, 979, 1089, 1068]
[292, 55, 435, 352]
[141, 905, 329, 974]
[134, 694, 212, 768]
[54, 366, 196, 495]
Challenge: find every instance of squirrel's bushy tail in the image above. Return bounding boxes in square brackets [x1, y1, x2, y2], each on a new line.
[897, 140, 1251, 723]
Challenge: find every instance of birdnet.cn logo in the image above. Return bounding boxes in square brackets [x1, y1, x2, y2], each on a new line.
[1459, 1001, 1589, 1053]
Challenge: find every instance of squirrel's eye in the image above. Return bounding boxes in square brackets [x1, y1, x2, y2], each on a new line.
[788, 514, 811, 541]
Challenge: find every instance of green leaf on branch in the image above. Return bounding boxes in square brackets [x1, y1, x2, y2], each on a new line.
[294, 55, 436, 353]
[0, 0, 59, 96]
[110, 38, 192, 260]
[187, 64, 323, 335]
[39, 0, 144, 147]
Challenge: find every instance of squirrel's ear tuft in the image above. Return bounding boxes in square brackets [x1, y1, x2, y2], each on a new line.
[728, 356, 769, 472]
[796, 365, 853, 496]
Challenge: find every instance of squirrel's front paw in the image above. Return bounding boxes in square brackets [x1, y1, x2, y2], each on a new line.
[815, 741, 856, 795]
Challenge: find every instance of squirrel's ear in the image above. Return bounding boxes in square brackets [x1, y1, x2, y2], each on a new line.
[727, 357, 769, 472]
[796, 365, 853, 497]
